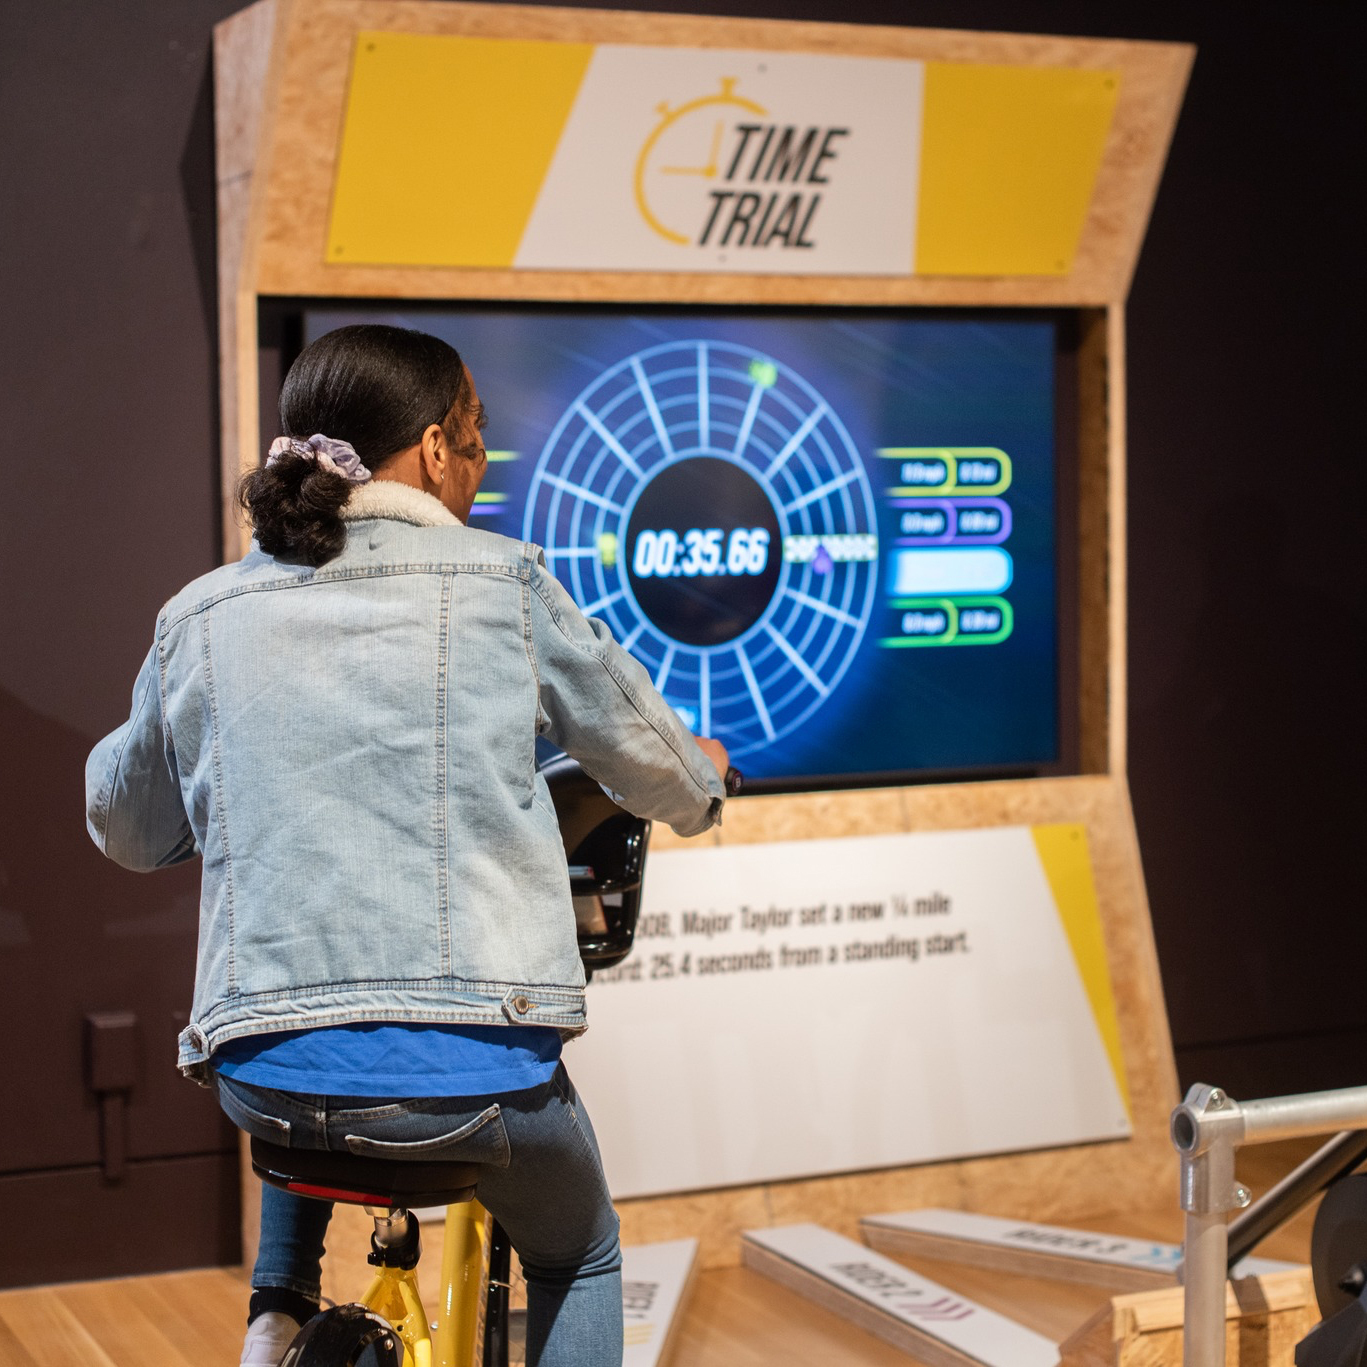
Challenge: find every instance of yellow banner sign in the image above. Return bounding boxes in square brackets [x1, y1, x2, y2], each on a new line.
[328, 34, 1118, 277]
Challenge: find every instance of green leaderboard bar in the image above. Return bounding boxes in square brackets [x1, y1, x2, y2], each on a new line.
[879, 595, 1014, 647]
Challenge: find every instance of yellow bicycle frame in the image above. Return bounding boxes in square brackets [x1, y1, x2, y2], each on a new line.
[359, 1200, 489, 1367]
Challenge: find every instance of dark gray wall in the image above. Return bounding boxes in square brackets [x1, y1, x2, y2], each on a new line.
[0, 0, 1360, 1284]
[1114, 5, 1364, 1096]
[0, 0, 246, 1285]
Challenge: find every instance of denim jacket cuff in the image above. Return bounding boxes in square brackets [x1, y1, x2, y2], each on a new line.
[670, 794, 724, 838]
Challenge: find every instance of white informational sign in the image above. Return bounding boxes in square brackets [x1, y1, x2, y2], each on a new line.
[568, 825, 1129, 1199]
[743, 1224, 1058, 1367]
[621, 1238, 698, 1366]
[862, 1208, 1299, 1283]
[516, 47, 922, 276]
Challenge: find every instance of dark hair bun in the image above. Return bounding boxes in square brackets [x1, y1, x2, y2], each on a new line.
[240, 324, 469, 567]
[238, 453, 351, 566]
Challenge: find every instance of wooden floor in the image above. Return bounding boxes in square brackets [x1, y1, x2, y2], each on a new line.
[0, 1140, 1325, 1367]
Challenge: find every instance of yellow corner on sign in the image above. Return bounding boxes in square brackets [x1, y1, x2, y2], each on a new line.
[1030, 824, 1130, 1117]
[327, 32, 593, 269]
[916, 64, 1120, 277]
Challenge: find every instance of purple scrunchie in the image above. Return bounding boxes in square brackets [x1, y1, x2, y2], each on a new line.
[266, 434, 372, 484]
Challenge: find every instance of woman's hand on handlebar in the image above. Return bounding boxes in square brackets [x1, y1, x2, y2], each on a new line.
[694, 736, 743, 795]
[693, 735, 730, 783]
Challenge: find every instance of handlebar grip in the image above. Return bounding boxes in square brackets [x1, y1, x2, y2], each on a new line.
[724, 766, 744, 796]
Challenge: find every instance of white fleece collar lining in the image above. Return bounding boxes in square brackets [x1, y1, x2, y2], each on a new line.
[341, 480, 461, 528]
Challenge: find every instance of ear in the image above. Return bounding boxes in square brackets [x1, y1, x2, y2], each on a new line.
[418, 423, 448, 487]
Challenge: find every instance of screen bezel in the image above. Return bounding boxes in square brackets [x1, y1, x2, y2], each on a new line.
[259, 297, 1083, 795]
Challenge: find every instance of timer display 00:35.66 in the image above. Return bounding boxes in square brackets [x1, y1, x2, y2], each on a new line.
[630, 526, 772, 579]
[623, 455, 783, 648]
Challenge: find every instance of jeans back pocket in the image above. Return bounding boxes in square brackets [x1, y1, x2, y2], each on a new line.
[344, 1103, 510, 1168]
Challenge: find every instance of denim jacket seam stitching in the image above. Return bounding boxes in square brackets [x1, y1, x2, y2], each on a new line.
[196, 986, 583, 1010]
[193, 1011, 586, 1043]
[193, 980, 586, 1013]
[92, 641, 165, 847]
[530, 575, 712, 804]
[201, 609, 237, 993]
[193, 1008, 588, 1051]
[155, 612, 175, 748]
[531, 574, 679, 738]
[435, 572, 452, 976]
[521, 555, 540, 691]
[520, 554, 549, 764]
[90, 738, 121, 847]
[161, 561, 523, 633]
[154, 624, 187, 852]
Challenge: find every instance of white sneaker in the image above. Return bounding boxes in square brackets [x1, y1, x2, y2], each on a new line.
[240, 1311, 303, 1366]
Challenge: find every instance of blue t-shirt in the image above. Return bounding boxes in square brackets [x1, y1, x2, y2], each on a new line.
[212, 1022, 562, 1097]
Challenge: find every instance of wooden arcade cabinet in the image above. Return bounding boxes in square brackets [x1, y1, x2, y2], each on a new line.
[214, 0, 1194, 1295]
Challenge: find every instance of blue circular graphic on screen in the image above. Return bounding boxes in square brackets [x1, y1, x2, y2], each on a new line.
[522, 341, 878, 758]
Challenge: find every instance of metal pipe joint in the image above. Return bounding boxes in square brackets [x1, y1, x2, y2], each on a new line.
[1172, 1083, 1253, 1217]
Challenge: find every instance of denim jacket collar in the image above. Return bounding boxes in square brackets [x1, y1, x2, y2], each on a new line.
[341, 480, 461, 527]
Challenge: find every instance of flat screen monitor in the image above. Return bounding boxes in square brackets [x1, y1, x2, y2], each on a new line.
[298, 303, 1077, 793]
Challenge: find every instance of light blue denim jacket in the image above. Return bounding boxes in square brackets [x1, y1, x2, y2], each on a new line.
[85, 482, 724, 1082]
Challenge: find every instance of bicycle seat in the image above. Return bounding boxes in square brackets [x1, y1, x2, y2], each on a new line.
[250, 1135, 481, 1209]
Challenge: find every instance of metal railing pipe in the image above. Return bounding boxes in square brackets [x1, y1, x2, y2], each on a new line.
[1239, 1087, 1367, 1146]
[1226, 1130, 1367, 1271]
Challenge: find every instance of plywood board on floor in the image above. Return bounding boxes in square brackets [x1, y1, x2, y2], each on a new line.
[861, 1207, 1300, 1291]
[742, 1224, 1058, 1367]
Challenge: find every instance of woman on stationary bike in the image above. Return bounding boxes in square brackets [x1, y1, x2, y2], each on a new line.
[85, 324, 729, 1366]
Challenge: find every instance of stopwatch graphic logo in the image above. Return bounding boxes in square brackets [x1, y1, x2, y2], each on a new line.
[523, 342, 878, 758]
[633, 78, 767, 245]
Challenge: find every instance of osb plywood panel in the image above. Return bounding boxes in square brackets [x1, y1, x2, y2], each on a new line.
[235, 1, 1189, 308]
[1105, 308, 1130, 776]
[214, 0, 278, 558]
[1076, 308, 1114, 776]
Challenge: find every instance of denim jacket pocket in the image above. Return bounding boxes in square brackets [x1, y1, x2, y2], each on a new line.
[344, 1104, 510, 1168]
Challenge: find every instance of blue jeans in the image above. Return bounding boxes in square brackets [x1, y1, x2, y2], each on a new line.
[216, 1064, 622, 1367]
